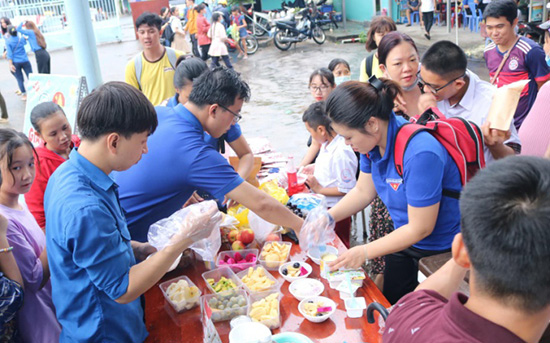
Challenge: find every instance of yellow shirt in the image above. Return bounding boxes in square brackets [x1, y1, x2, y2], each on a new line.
[125, 49, 184, 106]
[359, 53, 384, 82]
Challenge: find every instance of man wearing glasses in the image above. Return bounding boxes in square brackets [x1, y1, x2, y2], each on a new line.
[418, 41, 520, 163]
[114, 68, 304, 243]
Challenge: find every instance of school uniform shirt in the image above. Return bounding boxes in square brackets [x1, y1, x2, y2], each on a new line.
[16, 23, 43, 52]
[5, 34, 29, 63]
[383, 290, 525, 342]
[313, 135, 358, 207]
[436, 70, 521, 163]
[114, 104, 244, 242]
[208, 22, 229, 57]
[24, 135, 80, 228]
[124, 48, 184, 106]
[484, 36, 550, 129]
[1, 203, 61, 343]
[360, 113, 461, 251]
[421, 0, 435, 12]
[44, 149, 147, 343]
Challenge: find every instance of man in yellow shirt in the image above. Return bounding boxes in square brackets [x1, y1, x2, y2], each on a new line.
[184, 0, 200, 57]
[125, 12, 184, 106]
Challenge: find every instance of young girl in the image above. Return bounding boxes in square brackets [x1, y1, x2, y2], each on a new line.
[0, 128, 61, 342]
[5, 25, 32, 101]
[196, 4, 211, 61]
[231, 6, 248, 59]
[359, 16, 397, 82]
[208, 12, 233, 69]
[25, 102, 80, 228]
[328, 58, 351, 85]
[17, 20, 50, 74]
[302, 102, 357, 247]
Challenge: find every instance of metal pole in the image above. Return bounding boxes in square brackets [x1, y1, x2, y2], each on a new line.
[64, 0, 103, 91]
[342, 0, 347, 30]
[447, 0, 451, 33]
[455, 0, 458, 45]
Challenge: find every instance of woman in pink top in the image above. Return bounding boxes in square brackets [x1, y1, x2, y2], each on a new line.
[518, 82, 550, 157]
[196, 3, 211, 62]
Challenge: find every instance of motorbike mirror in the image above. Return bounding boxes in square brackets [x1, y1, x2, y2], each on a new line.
[366, 302, 389, 324]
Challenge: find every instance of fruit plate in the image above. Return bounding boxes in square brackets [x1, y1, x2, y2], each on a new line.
[247, 290, 282, 329]
[216, 249, 259, 273]
[279, 261, 312, 283]
[236, 265, 281, 294]
[259, 241, 292, 271]
[201, 289, 249, 323]
[202, 266, 243, 294]
[159, 275, 202, 313]
[272, 332, 314, 343]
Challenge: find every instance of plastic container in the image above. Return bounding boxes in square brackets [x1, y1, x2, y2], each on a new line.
[237, 266, 280, 294]
[202, 267, 243, 294]
[230, 315, 252, 329]
[259, 241, 292, 270]
[307, 245, 339, 265]
[202, 289, 249, 322]
[289, 278, 324, 301]
[216, 249, 259, 273]
[228, 321, 272, 343]
[279, 261, 312, 283]
[344, 297, 367, 318]
[247, 290, 282, 329]
[298, 296, 337, 323]
[159, 275, 202, 313]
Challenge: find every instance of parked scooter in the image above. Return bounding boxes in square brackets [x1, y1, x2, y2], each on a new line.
[518, 20, 545, 45]
[272, 1, 326, 51]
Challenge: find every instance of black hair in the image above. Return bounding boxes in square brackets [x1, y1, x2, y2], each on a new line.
[328, 58, 351, 73]
[170, 7, 177, 15]
[195, 3, 206, 13]
[366, 16, 397, 52]
[309, 68, 335, 88]
[7, 25, 16, 37]
[421, 40, 467, 79]
[174, 56, 208, 89]
[188, 67, 250, 108]
[30, 102, 66, 134]
[77, 82, 157, 140]
[135, 12, 162, 31]
[212, 12, 222, 22]
[0, 128, 38, 182]
[1, 17, 11, 35]
[302, 101, 334, 135]
[460, 156, 550, 313]
[325, 79, 400, 132]
[484, 0, 518, 25]
[378, 31, 418, 66]
[160, 7, 169, 16]
[231, 6, 240, 12]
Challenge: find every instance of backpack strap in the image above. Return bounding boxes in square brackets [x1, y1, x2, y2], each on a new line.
[365, 52, 375, 78]
[134, 47, 177, 91]
[165, 47, 177, 69]
[393, 122, 430, 177]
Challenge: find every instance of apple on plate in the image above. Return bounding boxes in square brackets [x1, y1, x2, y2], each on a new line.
[239, 229, 255, 245]
[232, 241, 246, 251]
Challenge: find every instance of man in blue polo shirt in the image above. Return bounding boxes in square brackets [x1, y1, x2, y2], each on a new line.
[115, 68, 303, 242]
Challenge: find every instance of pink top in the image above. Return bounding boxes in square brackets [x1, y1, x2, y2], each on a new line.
[518, 82, 550, 157]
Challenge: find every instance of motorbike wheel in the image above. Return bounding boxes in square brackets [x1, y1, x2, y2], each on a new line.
[274, 30, 292, 51]
[312, 26, 326, 44]
[240, 35, 259, 55]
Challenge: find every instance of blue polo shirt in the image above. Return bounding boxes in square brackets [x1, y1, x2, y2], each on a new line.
[17, 23, 42, 52]
[5, 34, 29, 63]
[166, 95, 243, 149]
[114, 104, 244, 242]
[44, 149, 147, 343]
[361, 113, 461, 251]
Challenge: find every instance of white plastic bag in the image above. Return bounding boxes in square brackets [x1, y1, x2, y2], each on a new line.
[189, 222, 221, 262]
[298, 196, 336, 251]
[248, 211, 279, 244]
[148, 200, 223, 251]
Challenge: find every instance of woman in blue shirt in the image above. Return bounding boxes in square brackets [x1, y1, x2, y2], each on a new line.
[325, 79, 462, 304]
[5, 25, 32, 101]
[17, 21, 50, 74]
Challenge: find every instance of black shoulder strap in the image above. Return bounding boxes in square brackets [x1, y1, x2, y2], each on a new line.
[365, 52, 375, 78]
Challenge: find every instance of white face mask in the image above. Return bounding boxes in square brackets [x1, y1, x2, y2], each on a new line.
[384, 70, 419, 92]
[335, 75, 352, 86]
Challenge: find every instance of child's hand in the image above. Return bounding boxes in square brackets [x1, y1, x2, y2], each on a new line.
[301, 164, 315, 176]
[305, 175, 322, 193]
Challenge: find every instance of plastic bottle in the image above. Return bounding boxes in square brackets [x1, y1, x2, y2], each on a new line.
[287, 156, 298, 196]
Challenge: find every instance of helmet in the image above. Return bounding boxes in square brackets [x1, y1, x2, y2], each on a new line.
[218, 0, 227, 5]
[539, 20, 550, 32]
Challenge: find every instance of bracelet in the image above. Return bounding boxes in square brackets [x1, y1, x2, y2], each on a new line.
[0, 246, 13, 253]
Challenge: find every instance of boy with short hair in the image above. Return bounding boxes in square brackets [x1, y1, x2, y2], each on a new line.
[383, 156, 550, 343]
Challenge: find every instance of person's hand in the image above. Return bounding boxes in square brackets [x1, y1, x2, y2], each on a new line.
[481, 121, 511, 147]
[9, 64, 15, 73]
[305, 175, 322, 193]
[223, 197, 239, 209]
[301, 164, 315, 176]
[132, 241, 157, 261]
[418, 92, 437, 114]
[393, 93, 408, 114]
[182, 191, 204, 208]
[327, 244, 368, 271]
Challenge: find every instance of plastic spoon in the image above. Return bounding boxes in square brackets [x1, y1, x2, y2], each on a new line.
[345, 273, 357, 307]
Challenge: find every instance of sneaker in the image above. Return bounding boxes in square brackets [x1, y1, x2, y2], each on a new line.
[425, 33, 431, 40]
[14, 90, 21, 95]
[21, 94, 27, 101]
[0, 118, 9, 124]
[406, 23, 411, 27]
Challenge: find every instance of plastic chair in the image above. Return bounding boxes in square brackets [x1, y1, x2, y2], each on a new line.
[472, 8, 483, 32]
[464, 1, 476, 30]
[411, 11, 420, 24]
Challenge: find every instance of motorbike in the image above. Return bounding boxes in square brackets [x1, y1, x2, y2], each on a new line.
[313, 0, 339, 30]
[226, 28, 259, 55]
[272, 3, 326, 51]
[518, 20, 545, 45]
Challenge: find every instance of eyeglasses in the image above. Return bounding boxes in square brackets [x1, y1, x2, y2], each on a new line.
[417, 72, 466, 94]
[218, 104, 242, 123]
[309, 85, 330, 93]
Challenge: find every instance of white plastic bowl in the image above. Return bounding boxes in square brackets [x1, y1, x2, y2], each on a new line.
[289, 278, 324, 301]
[344, 297, 367, 318]
[279, 261, 312, 283]
[307, 245, 339, 265]
[298, 296, 336, 323]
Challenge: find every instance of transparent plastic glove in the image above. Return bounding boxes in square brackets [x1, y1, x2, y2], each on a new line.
[189, 223, 222, 262]
[298, 197, 336, 251]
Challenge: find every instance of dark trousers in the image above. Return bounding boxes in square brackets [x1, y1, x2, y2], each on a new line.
[200, 44, 211, 61]
[383, 245, 451, 304]
[211, 55, 233, 69]
[13, 61, 32, 94]
[190, 33, 200, 57]
[35, 49, 51, 74]
[0, 91, 7, 119]
[422, 11, 434, 34]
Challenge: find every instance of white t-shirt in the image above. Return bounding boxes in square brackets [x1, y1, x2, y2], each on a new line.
[421, 0, 435, 13]
[170, 16, 184, 33]
[313, 135, 358, 207]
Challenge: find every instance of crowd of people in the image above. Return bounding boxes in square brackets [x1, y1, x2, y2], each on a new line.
[1, 0, 550, 342]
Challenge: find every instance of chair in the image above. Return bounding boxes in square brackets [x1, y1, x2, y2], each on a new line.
[463, 1, 476, 30]
[411, 10, 420, 24]
[472, 8, 483, 32]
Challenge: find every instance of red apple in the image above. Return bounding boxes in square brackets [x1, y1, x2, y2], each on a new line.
[227, 229, 239, 243]
[232, 241, 246, 251]
[265, 233, 281, 242]
[239, 229, 255, 245]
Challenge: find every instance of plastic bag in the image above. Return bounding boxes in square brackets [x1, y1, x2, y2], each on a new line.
[227, 205, 249, 227]
[288, 193, 325, 213]
[298, 196, 336, 252]
[189, 221, 221, 262]
[259, 180, 289, 205]
[148, 200, 223, 251]
[248, 211, 279, 244]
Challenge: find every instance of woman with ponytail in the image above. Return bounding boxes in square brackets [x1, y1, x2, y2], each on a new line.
[325, 79, 462, 304]
[17, 21, 50, 74]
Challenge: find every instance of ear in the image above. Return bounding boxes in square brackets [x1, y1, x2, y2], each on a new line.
[36, 131, 44, 142]
[451, 233, 471, 269]
[512, 17, 519, 27]
[379, 64, 388, 76]
[317, 125, 326, 136]
[454, 77, 466, 91]
[365, 117, 379, 134]
[208, 104, 217, 120]
[106, 133, 120, 155]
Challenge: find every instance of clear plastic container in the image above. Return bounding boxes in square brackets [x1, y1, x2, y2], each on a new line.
[202, 289, 249, 323]
[202, 267, 243, 294]
[258, 241, 292, 270]
[344, 297, 367, 318]
[216, 249, 259, 273]
[247, 290, 282, 329]
[237, 266, 281, 294]
[159, 275, 202, 313]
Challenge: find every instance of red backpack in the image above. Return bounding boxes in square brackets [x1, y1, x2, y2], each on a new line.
[393, 107, 486, 199]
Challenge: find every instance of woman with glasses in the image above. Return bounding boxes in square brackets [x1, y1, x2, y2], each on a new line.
[324, 79, 462, 304]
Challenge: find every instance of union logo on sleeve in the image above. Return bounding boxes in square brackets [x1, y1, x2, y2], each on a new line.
[386, 178, 403, 191]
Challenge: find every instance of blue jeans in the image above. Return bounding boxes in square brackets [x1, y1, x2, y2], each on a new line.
[13, 61, 32, 94]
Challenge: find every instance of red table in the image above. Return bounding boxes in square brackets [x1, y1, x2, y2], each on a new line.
[144, 237, 390, 343]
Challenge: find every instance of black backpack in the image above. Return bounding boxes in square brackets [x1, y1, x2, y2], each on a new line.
[364, 51, 375, 78]
[164, 23, 175, 45]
